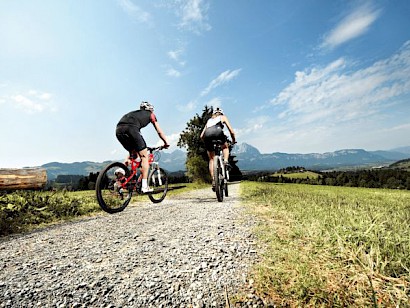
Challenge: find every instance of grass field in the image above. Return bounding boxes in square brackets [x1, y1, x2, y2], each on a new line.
[0, 183, 205, 236]
[273, 171, 321, 179]
[239, 182, 410, 307]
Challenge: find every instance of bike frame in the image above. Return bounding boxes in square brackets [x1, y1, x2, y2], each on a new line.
[213, 142, 231, 181]
[119, 148, 162, 192]
[214, 147, 227, 180]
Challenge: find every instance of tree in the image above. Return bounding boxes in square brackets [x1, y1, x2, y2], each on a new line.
[178, 106, 213, 182]
[178, 105, 242, 183]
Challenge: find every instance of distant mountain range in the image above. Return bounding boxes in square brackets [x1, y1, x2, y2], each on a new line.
[42, 143, 410, 180]
[43, 150, 187, 180]
[231, 143, 410, 171]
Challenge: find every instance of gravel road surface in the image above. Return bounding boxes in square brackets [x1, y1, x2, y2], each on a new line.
[0, 183, 262, 307]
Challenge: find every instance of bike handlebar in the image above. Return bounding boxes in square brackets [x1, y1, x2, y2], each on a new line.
[147, 145, 168, 152]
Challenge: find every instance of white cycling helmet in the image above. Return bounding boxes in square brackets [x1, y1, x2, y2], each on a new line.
[213, 107, 224, 115]
[140, 101, 154, 112]
[114, 168, 125, 176]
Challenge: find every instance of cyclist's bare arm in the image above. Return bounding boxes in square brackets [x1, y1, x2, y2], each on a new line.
[153, 121, 169, 148]
[200, 126, 206, 140]
[221, 115, 236, 143]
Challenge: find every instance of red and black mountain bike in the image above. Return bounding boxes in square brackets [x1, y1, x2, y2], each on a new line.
[95, 146, 168, 214]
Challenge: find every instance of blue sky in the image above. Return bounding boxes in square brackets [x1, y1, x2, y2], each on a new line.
[1, 0, 409, 168]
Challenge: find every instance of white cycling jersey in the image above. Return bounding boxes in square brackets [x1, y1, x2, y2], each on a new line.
[206, 116, 223, 128]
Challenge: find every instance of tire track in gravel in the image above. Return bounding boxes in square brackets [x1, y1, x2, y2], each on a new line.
[0, 183, 261, 307]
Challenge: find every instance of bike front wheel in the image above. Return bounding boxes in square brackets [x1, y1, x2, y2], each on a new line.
[148, 167, 168, 203]
[96, 162, 133, 214]
[213, 156, 224, 202]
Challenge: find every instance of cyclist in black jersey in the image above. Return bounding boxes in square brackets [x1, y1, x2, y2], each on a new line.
[116, 101, 169, 193]
[200, 107, 236, 190]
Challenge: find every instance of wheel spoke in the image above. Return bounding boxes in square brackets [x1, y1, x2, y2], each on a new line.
[96, 162, 133, 213]
[148, 168, 168, 203]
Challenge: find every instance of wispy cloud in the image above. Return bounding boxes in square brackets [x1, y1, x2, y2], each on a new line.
[178, 0, 211, 34]
[235, 116, 271, 138]
[237, 41, 410, 153]
[166, 47, 185, 77]
[1, 90, 56, 114]
[156, 132, 181, 149]
[168, 50, 181, 61]
[167, 48, 185, 65]
[271, 41, 410, 127]
[117, 0, 151, 24]
[177, 100, 197, 112]
[201, 69, 242, 96]
[167, 67, 181, 77]
[205, 97, 222, 109]
[321, 3, 381, 50]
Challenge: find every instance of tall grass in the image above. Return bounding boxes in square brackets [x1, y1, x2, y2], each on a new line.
[0, 190, 100, 236]
[240, 182, 410, 307]
[0, 183, 207, 236]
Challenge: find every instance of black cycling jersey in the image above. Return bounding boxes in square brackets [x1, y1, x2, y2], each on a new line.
[203, 116, 227, 151]
[117, 110, 157, 129]
[116, 110, 157, 153]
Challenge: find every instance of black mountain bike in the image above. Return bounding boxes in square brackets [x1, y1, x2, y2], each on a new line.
[212, 141, 232, 202]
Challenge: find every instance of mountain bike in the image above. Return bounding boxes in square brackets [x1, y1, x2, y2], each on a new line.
[212, 141, 234, 202]
[95, 146, 168, 214]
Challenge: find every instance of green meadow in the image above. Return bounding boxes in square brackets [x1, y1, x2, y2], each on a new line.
[0, 183, 203, 236]
[273, 170, 321, 179]
[2, 181, 409, 306]
[239, 182, 410, 307]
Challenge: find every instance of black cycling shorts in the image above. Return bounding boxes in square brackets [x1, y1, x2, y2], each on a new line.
[203, 126, 227, 152]
[116, 124, 147, 153]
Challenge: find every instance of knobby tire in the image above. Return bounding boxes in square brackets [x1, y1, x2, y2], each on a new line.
[96, 162, 132, 214]
[214, 156, 224, 202]
[147, 167, 168, 203]
[224, 166, 229, 197]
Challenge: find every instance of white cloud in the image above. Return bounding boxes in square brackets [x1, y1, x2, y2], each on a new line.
[201, 69, 242, 96]
[167, 47, 186, 76]
[235, 116, 271, 138]
[178, 0, 211, 34]
[168, 50, 180, 61]
[118, 0, 151, 24]
[321, 3, 381, 49]
[167, 68, 181, 77]
[167, 48, 185, 65]
[271, 41, 410, 127]
[5, 90, 56, 114]
[246, 41, 410, 153]
[11, 95, 45, 113]
[162, 132, 181, 148]
[205, 97, 222, 109]
[383, 123, 410, 132]
[177, 100, 197, 112]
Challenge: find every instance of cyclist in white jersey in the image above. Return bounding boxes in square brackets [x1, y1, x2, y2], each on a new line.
[200, 108, 236, 190]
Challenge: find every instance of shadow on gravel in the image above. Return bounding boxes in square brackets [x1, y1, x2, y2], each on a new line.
[167, 185, 187, 191]
[190, 195, 241, 203]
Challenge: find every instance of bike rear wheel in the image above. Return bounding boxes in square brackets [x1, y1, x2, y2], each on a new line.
[148, 167, 168, 203]
[213, 156, 224, 202]
[96, 162, 133, 213]
[224, 168, 229, 197]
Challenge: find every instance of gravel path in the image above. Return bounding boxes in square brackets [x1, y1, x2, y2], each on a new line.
[0, 183, 262, 307]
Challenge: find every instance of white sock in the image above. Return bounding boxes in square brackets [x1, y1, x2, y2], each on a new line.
[142, 179, 148, 188]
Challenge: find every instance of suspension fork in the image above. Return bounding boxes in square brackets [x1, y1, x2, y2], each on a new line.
[219, 155, 226, 180]
[150, 162, 162, 185]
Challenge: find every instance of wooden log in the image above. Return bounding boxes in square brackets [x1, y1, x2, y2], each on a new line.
[0, 168, 47, 190]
